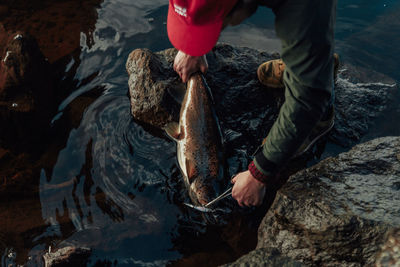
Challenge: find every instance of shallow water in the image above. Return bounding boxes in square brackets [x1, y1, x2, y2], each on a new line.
[1, 0, 400, 266]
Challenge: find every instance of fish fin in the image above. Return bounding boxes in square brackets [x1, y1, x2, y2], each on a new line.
[168, 84, 186, 104]
[165, 122, 181, 141]
[186, 159, 197, 181]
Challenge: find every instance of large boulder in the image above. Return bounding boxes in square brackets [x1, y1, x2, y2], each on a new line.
[248, 136, 400, 266]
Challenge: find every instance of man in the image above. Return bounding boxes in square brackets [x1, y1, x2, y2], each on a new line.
[167, 0, 337, 207]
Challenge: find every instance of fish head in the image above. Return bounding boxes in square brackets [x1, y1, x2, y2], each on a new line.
[188, 175, 220, 206]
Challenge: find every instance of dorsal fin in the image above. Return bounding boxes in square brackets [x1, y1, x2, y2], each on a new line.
[165, 122, 182, 141]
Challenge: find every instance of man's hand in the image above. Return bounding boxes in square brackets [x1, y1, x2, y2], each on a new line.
[174, 50, 208, 83]
[231, 170, 266, 207]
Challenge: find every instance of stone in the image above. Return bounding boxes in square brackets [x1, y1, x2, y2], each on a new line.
[126, 48, 182, 128]
[1, 0, 103, 63]
[252, 137, 400, 266]
[0, 31, 51, 99]
[43, 246, 91, 267]
[0, 31, 54, 151]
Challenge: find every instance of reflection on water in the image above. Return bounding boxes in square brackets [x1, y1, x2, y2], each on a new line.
[1, 0, 400, 266]
[39, 95, 180, 263]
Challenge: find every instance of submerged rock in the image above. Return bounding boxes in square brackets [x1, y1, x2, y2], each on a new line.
[0, 31, 54, 151]
[0, 0, 103, 63]
[43, 246, 91, 267]
[244, 136, 400, 266]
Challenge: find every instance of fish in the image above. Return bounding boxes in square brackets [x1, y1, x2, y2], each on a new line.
[165, 72, 224, 206]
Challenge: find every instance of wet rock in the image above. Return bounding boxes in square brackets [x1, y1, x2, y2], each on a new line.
[126, 48, 182, 128]
[126, 44, 397, 154]
[0, 31, 54, 151]
[220, 247, 304, 267]
[330, 66, 397, 147]
[0, 32, 50, 98]
[375, 228, 400, 266]
[1, 0, 103, 63]
[249, 137, 400, 266]
[43, 246, 91, 267]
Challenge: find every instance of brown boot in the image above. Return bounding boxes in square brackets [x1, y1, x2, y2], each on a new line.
[257, 59, 286, 89]
[257, 53, 340, 88]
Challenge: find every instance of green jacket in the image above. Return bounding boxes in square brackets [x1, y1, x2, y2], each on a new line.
[252, 0, 337, 180]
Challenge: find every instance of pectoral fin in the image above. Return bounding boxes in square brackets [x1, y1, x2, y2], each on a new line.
[165, 122, 181, 141]
[186, 159, 197, 182]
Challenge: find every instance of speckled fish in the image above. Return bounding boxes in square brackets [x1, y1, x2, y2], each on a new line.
[165, 73, 224, 206]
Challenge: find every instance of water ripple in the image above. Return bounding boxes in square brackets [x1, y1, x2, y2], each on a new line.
[39, 94, 179, 260]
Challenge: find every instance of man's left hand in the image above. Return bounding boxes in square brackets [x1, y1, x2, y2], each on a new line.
[173, 50, 208, 83]
[231, 170, 266, 207]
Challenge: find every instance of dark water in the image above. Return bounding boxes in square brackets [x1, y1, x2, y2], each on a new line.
[1, 0, 399, 266]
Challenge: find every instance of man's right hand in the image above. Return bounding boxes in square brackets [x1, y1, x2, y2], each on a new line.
[231, 170, 266, 207]
[173, 50, 208, 83]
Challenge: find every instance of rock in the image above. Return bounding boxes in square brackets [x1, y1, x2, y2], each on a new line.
[1, 0, 103, 63]
[43, 246, 91, 267]
[0, 32, 51, 99]
[251, 137, 400, 266]
[375, 228, 400, 266]
[220, 247, 304, 267]
[126, 48, 182, 128]
[126, 44, 397, 155]
[0, 31, 54, 151]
